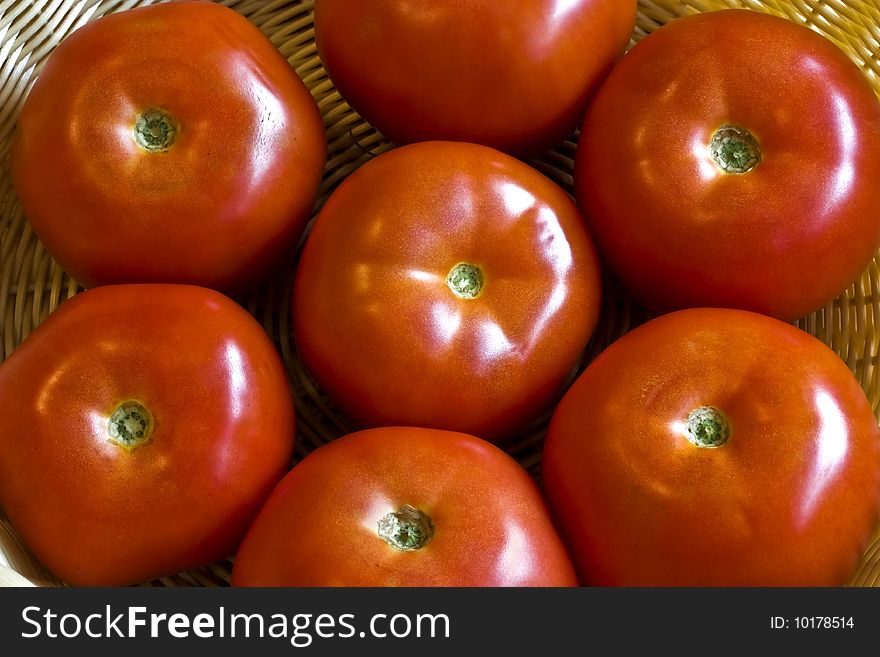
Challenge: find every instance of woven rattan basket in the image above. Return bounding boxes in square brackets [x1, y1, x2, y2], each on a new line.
[2, 0, 880, 587]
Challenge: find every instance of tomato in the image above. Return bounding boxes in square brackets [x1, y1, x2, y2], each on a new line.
[11, 1, 326, 293]
[0, 285, 295, 586]
[542, 308, 880, 586]
[292, 141, 602, 443]
[231, 427, 577, 586]
[314, 0, 635, 156]
[574, 9, 880, 322]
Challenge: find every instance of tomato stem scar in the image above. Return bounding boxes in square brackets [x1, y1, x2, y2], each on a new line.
[107, 401, 153, 449]
[685, 406, 730, 448]
[708, 125, 760, 174]
[447, 262, 484, 299]
[135, 108, 177, 152]
[377, 505, 434, 551]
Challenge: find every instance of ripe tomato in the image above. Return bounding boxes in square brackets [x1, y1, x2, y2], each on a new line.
[11, 1, 326, 293]
[574, 10, 880, 321]
[314, 0, 635, 155]
[231, 427, 578, 586]
[0, 285, 295, 586]
[542, 308, 880, 586]
[292, 141, 602, 443]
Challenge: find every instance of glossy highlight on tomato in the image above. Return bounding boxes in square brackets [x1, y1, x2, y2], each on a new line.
[315, 0, 636, 155]
[575, 9, 880, 321]
[292, 141, 602, 443]
[232, 427, 578, 586]
[0, 285, 295, 586]
[11, 1, 326, 293]
[542, 308, 880, 586]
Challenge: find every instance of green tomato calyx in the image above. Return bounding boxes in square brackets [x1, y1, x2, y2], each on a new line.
[378, 505, 435, 551]
[685, 406, 730, 448]
[447, 262, 484, 299]
[108, 401, 153, 449]
[709, 125, 760, 174]
[135, 108, 177, 152]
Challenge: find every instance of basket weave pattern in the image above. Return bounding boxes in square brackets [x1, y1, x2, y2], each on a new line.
[1, 0, 880, 587]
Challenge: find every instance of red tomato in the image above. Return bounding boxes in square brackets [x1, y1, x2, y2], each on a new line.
[314, 0, 636, 155]
[11, 1, 326, 293]
[542, 308, 880, 586]
[231, 427, 578, 586]
[0, 285, 295, 586]
[292, 141, 602, 443]
[574, 10, 880, 321]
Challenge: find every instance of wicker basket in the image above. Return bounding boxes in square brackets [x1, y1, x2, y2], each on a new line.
[1, 0, 879, 587]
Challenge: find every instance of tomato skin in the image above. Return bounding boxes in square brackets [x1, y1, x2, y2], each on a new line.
[542, 308, 880, 586]
[0, 285, 295, 586]
[292, 141, 602, 443]
[314, 0, 635, 155]
[11, 1, 326, 293]
[231, 427, 578, 586]
[574, 9, 880, 321]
